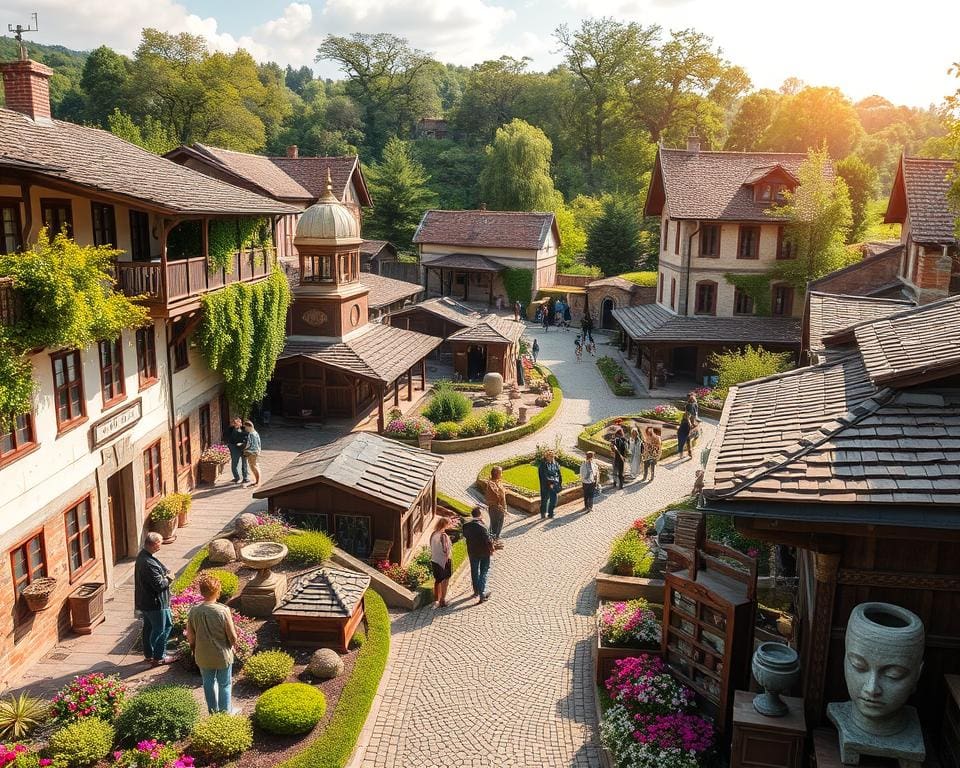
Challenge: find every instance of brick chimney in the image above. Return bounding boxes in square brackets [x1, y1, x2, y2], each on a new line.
[286, 144, 299, 159]
[686, 134, 701, 153]
[0, 59, 53, 122]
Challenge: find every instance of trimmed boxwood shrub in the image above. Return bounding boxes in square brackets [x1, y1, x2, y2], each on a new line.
[115, 685, 200, 746]
[608, 529, 655, 577]
[190, 713, 254, 761]
[244, 650, 295, 689]
[283, 530, 334, 565]
[172, 548, 209, 594]
[433, 421, 461, 440]
[254, 683, 326, 735]
[200, 569, 239, 600]
[596, 356, 635, 396]
[48, 718, 114, 767]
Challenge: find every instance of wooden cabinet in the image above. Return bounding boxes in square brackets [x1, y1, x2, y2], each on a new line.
[943, 674, 960, 768]
[731, 691, 806, 768]
[662, 541, 757, 733]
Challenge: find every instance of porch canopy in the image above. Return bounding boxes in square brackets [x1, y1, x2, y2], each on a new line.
[278, 323, 441, 430]
[423, 253, 504, 304]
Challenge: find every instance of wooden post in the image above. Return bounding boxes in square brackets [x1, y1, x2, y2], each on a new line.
[488, 274, 494, 306]
[804, 552, 841, 725]
[320, 365, 327, 419]
[377, 387, 385, 433]
[393, 378, 400, 407]
[407, 367, 413, 400]
[420, 358, 426, 390]
[464, 271, 470, 301]
[648, 346, 655, 391]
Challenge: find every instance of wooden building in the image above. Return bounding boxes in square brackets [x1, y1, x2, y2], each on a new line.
[272, 173, 440, 430]
[447, 315, 525, 383]
[359, 239, 398, 274]
[386, 297, 481, 362]
[700, 293, 960, 734]
[254, 432, 442, 564]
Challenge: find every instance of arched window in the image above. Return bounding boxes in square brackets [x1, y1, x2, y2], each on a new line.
[694, 280, 717, 316]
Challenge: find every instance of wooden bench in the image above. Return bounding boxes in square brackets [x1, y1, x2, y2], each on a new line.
[368, 539, 393, 565]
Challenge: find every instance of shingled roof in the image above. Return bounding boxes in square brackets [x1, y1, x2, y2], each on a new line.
[447, 314, 524, 344]
[253, 431, 442, 510]
[423, 253, 505, 272]
[884, 156, 958, 244]
[414, 210, 559, 250]
[703, 295, 960, 520]
[387, 297, 481, 327]
[644, 148, 832, 221]
[359, 272, 422, 310]
[0, 110, 298, 216]
[612, 304, 801, 346]
[805, 292, 914, 354]
[279, 323, 441, 386]
[275, 567, 370, 619]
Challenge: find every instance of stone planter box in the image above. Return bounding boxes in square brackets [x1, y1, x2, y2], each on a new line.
[68, 582, 106, 635]
[595, 565, 666, 603]
[198, 460, 225, 485]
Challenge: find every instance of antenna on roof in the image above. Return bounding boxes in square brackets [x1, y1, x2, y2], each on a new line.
[8, 12, 38, 60]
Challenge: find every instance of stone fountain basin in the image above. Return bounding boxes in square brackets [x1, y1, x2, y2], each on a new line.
[239, 541, 288, 571]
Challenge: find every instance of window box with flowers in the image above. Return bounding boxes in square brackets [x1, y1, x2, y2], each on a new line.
[197, 444, 230, 485]
[595, 599, 663, 684]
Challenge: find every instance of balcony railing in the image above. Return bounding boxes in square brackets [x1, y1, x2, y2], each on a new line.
[116, 247, 274, 306]
[0, 277, 23, 326]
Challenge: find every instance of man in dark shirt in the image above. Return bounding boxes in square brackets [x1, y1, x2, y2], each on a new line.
[226, 416, 249, 484]
[461, 507, 493, 603]
[611, 427, 628, 490]
[538, 449, 561, 519]
[135, 532, 173, 665]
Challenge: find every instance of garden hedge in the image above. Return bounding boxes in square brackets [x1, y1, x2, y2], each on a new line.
[279, 591, 390, 768]
[171, 547, 209, 595]
[477, 451, 585, 499]
[596, 356, 635, 396]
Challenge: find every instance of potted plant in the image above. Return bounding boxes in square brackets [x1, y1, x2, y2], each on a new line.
[149, 496, 180, 543]
[198, 444, 230, 485]
[416, 419, 437, 451]
[170, 492, 193, 527]
[595, 599, 663, 683]
[22, 577, 57, 612]
[609, 547, 635, 577]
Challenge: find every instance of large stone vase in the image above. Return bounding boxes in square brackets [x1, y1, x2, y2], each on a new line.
[827, 602, 925, 766]
[483, 372, 503, 398]
[751, 642, 800, 717]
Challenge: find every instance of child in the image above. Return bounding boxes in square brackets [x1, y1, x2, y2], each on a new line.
[574, 335, 583, 362]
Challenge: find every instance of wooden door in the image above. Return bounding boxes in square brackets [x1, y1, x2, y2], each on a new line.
[107, 472, 128, 562]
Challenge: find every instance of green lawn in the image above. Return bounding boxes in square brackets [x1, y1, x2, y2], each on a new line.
[618, 271, 658, 287]
[502, 463, 578, 492]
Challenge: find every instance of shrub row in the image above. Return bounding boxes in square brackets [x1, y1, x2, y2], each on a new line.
[596, 356, 635, 396]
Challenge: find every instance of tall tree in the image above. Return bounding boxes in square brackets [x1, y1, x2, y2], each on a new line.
[107, 108, 177, 154]
[317, 33, 438, 156]
[836, 155, 878, 242]
[80, 45, 130, 126]
[585, 196, 643, 275]
[479, 119, 556, 211]
[453, 56, 531, 143]
[762, 86, 863, 157]
[284, 65, 314, 95]
[769, 148, 854, 287]
[364, 137, 437, 252]
[724, 89, 780, 151]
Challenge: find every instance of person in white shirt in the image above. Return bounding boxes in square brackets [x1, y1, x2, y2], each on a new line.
[429, 516, 453, 608]
[580, 451, 599, 512]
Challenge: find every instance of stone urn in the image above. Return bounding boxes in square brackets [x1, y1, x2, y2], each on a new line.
[483, 372, 504, 398]
[239, 541, 288, 617]
[518, 406, 528, 424]
[751, 642, 800, 717]
[827, 602, 926, 766]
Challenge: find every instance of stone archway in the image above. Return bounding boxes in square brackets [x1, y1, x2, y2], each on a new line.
[600, 298, 616, 329]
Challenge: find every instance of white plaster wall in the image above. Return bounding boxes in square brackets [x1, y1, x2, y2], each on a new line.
[420, 243, 558, 292]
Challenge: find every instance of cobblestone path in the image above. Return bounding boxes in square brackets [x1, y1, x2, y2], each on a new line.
[359, 328, 713, 768]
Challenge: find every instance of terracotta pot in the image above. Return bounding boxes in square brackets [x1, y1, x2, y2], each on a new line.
[151, 516, 177, 543]
[22, 577, 57, 612]
[417, 434, 433, 451]
[177, 510, 190, 528]
[198, 460, 224, 485]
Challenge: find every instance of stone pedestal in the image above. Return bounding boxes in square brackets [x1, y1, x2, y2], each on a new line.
[731, 691, 806, 768]
[241, 572, 288, 617]
[828, 701, 925, 767]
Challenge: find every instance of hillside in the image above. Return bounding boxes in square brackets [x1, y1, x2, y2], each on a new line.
[0, 35, 87, 114]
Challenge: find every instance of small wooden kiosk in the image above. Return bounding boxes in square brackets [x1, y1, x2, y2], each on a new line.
[274, 567, 370, 652]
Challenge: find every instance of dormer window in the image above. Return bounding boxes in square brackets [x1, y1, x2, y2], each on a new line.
[755, 182, 790, 203]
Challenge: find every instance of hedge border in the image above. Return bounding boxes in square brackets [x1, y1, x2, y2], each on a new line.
[171, 547, 209, 594]
[279, 590, 390, 768]
[476, 451, 585, 499]
[576, 412, 683, 461]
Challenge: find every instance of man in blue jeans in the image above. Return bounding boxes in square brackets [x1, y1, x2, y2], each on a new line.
[135, 532, 173, 666]
[226, 416, 249, 484]
[461, 506, 493, 603]
[538, 448, 561, 519]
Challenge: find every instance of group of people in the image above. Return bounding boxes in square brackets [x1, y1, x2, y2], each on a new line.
[226, 416, 263, 488]
[428, 505, 496, 608]
[574, 334, 596, 361]
[609, 425, 664, 488]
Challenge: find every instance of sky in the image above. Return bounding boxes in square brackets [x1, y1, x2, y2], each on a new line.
[2, 0, 958, 108]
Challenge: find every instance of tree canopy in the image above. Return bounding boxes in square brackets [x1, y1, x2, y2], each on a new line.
[479, 119, 557, 212]
[585, 196, 644, 276]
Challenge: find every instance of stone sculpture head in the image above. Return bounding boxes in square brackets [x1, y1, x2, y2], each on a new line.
[843, 602, 924, 735]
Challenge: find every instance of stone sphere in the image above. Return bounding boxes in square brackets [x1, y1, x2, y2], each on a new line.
[483, 372, 504, 397]
[207, 538, 237, 564]
[308, 648, 344, 680]
[234, 513, 259, 536]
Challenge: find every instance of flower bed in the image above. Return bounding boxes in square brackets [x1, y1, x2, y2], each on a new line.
[600, 655, 715, 768]
[596, 356, 635, 396]
[577, 411, 681, 461]
[595, 600, 663, 684]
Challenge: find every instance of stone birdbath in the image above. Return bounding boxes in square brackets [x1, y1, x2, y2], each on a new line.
[239, 541, 289, 617]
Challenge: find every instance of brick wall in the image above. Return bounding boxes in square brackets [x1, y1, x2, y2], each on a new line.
[914, 246, 953, 304]
[810, 247, 904, 296]
[0, 59, 53, 121]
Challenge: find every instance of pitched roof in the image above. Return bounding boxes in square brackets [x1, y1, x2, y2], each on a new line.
[190, 144, 312, 200]
[273, 155, 370, 206]
[806, 292, 914, 353]
[387, 297, 481, 327]
[884, 156, 957, 244]
[423, 253, 505, 272]
[644, 148, 830, 221]
[279, 323, 441, 386]
[360, 240, 393, 258]
[359, 272, 422, 310]
[275, 567, 370, 619]
[612, 304, 801, 346]
[447, 314, 525, 344]
[414, 210, 559, 250]
[807, 245, 907, 298]
[253, 431, 442, 510]
[0, 110, 298, 216]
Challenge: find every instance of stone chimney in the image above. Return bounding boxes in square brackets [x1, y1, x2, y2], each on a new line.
[287, 144, 299, 159]
[686, 134, 701, 153]
[0, 59, 53, 122]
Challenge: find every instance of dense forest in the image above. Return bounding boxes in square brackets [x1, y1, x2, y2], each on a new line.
[1, 25, 957, 273]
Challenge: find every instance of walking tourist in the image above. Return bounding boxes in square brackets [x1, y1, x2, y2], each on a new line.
[581, 313, 594, 344]
[429, 516, 453, 608]
[514, 300, 521, 321]
[542, 307, 550, 332]
[610, 427, 628, 489]
[580, 451, 599, 512]
[574, 335, 583, 362]
[135, 532, 174, 666]
[243, 420, 262, 487]
[462, 507, 494, 603]
[628, 426, 642, 480]
[531, 338, 540, 363]
[484, 466, 507, 539]
[227, 417, 248, 484]
[641, 426, 662, 481]
[685, 392, 700, 424]
[538, 449, 562, 519]
[563, 302, 572, 329]
[677, 413, 694, 460]
[185, 573, 239, 714]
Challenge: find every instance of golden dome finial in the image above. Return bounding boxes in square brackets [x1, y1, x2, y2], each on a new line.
[318, 167, 337, 202]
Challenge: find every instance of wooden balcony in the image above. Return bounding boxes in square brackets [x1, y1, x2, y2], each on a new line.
[116, 248, 274, 315]
[0, 277, 23, 326]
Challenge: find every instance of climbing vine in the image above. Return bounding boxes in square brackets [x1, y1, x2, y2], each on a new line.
[0, 231, 149, 420]
[724, 273, 772, 316]
[207, 217, 272, 273]
[195, 265, 291, 417]
[502, 267, 533, 306]
[167, 220, 202, 260]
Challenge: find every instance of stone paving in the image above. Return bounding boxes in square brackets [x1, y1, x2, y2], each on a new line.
[359, 327, 713, 768]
